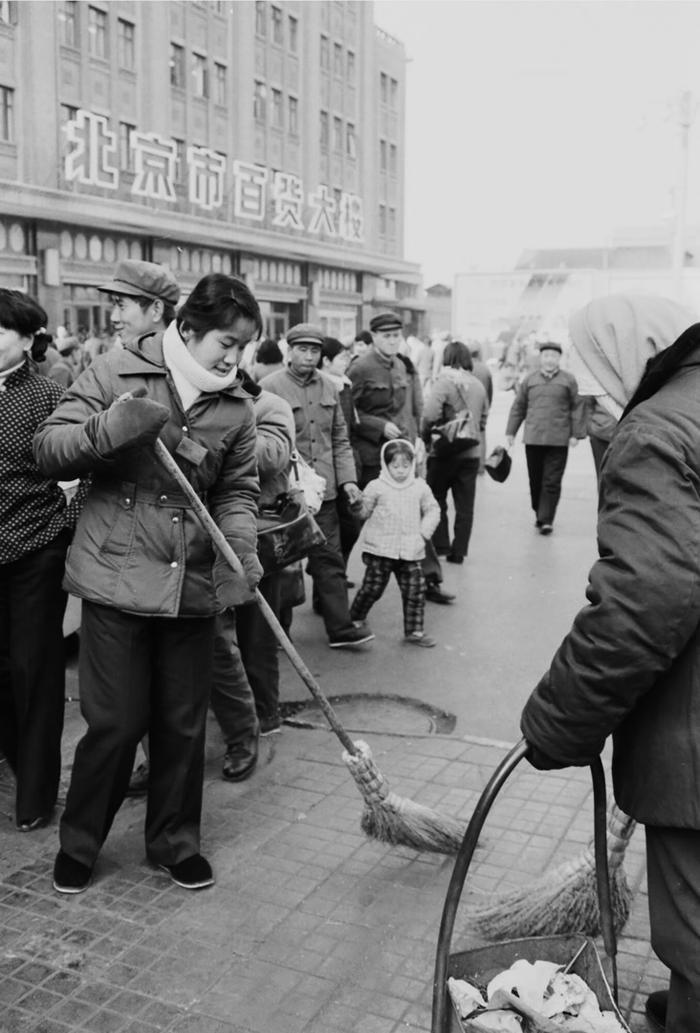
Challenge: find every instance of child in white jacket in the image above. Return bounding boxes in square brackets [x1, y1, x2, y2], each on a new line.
[350, 439, 440, 646]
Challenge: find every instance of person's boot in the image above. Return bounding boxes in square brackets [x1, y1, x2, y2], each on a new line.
[222, 732, 259, 782]
[645, 989, 667, 1032]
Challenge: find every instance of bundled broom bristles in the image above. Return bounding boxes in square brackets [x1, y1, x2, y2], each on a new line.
[471, 803, 637, 937]
[343, 740, 466, 854]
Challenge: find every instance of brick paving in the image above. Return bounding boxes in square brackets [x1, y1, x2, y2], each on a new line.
[0, 701, 664, 1033]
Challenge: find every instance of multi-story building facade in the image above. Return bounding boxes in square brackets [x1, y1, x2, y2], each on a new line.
[0, 0, 422, 338]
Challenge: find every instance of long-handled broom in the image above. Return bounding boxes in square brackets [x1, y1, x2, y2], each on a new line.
[154, 438, 466, 855]
[471, 801, 636, 937]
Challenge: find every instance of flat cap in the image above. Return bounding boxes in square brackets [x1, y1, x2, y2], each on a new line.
[286, 323, 324, 348]
[370, 311, 403, 333]
[537, 341, 562, 354]
[97, 260, 180, 305]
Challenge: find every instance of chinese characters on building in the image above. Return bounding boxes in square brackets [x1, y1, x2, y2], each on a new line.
[64, 108, 364, 243]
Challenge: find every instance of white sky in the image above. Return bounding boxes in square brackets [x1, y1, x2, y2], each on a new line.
[373, 0, 700, 284]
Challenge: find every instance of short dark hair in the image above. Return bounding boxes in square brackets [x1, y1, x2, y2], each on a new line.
[178, 274, 262, 339]
[384, 440, 414, 464]
[321, 336, 345, 362]
[256, 338, 283, 365]
[132, 295, 177, 326]
[443, 341, 473, 371]
[354, 330, 373, 346]
[0, 288, 53, 361]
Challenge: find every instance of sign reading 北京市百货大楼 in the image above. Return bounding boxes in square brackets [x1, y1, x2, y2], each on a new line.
[63, 108, 365, 244]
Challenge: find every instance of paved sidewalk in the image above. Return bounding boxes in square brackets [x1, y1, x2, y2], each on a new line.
[0, 703, 664, 1033]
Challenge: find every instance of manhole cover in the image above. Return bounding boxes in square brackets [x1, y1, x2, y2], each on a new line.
[280, 693, 456, 735]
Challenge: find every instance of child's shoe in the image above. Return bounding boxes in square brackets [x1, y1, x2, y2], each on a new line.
[404, 632, 436, 648]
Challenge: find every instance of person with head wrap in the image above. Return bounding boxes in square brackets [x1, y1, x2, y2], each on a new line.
[518, 293, 700, 1033]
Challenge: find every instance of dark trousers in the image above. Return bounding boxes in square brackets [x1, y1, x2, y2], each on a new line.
[350, 554, 426, 635]
[0, 533, 68, 823]
[589, 434, 610, 486]
[646, 826, 700, 1033]
[360, 462, 444, 585]
[427, 456, 480, 559]
[524, 444, 569, 525]
[306, 499, 354, 638]
[60, 601, 214, 868]
[210, 609, 258, 747]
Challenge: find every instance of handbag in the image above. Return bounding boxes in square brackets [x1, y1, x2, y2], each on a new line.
[289, 450, 326, 515]
[484, 445, 512, 483]
[256, 488, 326, 574]
[430, 382, 480, 457]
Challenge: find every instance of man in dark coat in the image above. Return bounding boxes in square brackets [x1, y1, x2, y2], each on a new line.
[520, 298, 699, 1033]
[505, 342, 585, 534]
[349, 312, 454, 604]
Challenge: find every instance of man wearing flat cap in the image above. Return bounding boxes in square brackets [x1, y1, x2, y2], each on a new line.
[505, 341, 586, 535]
[261, 323, 374, 648]
[97, 260, 180, 350]
[349, 313, 454, 604]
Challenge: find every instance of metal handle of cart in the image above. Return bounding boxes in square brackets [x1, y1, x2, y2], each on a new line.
[431, 738, 618, 1033]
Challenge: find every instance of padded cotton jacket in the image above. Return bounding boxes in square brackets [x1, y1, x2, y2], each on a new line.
[34, 333, 259, 618]
[521, 352, 700, 827]
[506, 368, 585, 445]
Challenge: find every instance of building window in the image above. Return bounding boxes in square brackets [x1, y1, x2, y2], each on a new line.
[333, 42, 343, 77]
[118, 121, 135, 171]
[379, 203, 386, 236]
[87, 6, 107, 59]
[347, 49, 355, 84]
[288, 14, 298, 52]
[173, 137, 185, 183]
[389, 143, 397, 176]
[346, 122, 356, 159]
[333, 116, 342, 153]
[214, 62, 227, 104]
[379, 71, 388, 105]
[270, 5, 282, 45]
[0, 85, 14, 142]
[192, 53, 208, 98]
[0, 1, 17, 26]
[379, 138, 387, 172]
[320, 109, 329, 149]
[390, 77, 398, 108]
[59, 1, 78, 46]
[288, 95, 298, 135]
[254, 80, 266, 121]
[388, 206, 397, 238]
[170, 43, 185, 87]
[117, 18, 135, 70]
[255, 0, 265, 37]
[271, 87, 283, 128]
[320, 34, 329, 70]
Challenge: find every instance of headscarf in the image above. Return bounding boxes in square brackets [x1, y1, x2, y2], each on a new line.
[568, 294, 696, 419]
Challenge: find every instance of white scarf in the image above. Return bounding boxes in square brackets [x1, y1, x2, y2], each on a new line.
[162, 320, 239, 410]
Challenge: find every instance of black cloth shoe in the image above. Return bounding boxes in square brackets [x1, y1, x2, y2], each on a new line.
[53, 850, 93, 894]
[328, 625, 375, 648]
[126, 761, 149, 797]
[17, 814, 51, 832]
[159, 854, 214, 890]
[446, 554, 464, 565]
[259, 714, 282, 735]
[426, 584, 456, 604]
[222, 734, 259, 782]
[645, 990, 667, 1032]
[539, 524, 553, 536]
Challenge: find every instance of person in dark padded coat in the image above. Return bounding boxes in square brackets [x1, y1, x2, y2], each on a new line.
[35, 274, 263, 896]
[520, 296, 700, 1033]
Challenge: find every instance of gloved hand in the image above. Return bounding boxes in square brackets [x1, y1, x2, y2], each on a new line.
[215, 551, 263, 609]
[240, 552, 264, 591]
[525, 741, 569, 771]
[88, 396, 170, 458]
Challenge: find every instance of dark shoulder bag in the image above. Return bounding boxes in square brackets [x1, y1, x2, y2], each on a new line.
[429, 380, 480, 457]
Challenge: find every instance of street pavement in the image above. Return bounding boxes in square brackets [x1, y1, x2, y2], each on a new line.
[1, 390, 666, 1033]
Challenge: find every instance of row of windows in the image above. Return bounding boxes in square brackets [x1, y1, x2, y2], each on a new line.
[255, 1, 298, 52]
[59, 2, 136, 69]
[320, 110, 356, 158]
[320, 36, 356, 84]
[170, 44, 227, 103]
[379, 72, 399, 109]
[254, 82, 299, 134]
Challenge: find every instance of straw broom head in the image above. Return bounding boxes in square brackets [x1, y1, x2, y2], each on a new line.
[343, 740, 466, 855]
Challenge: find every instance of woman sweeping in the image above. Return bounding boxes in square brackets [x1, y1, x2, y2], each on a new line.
[35, 273, 263, 895]
[0, 290, 74, 832]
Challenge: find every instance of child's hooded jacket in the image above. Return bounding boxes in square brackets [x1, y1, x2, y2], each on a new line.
[358, 439, 439, 561]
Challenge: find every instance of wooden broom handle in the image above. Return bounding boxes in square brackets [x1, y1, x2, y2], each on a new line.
[153, 438, 358, 755]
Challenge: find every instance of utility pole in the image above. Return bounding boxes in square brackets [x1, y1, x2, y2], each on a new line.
[672, 90, 694, 301]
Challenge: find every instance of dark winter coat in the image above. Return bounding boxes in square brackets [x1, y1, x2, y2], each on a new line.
[34, 333, 259, 618]
[348, 348, 411, 470]
[521, 351, 700, 827]
[506, 368, 585, 445]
